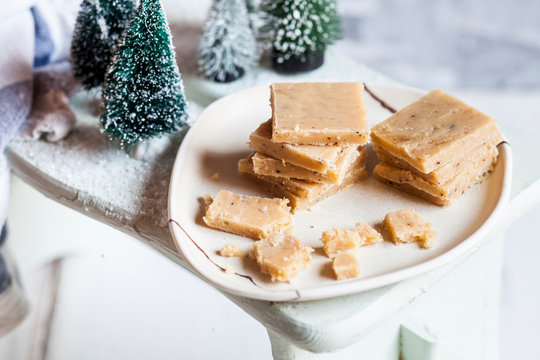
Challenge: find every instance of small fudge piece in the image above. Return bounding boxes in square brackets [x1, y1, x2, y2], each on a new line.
[219, 244, 246, 257]
[332, 252, 360, 280]
[224, 264, 236, 274]
[321, 228, 360, 257]
[374, 147, 498, 205]
[251, 147, 363, 184]
[371, 89, 503, 173]
[384, 209, 436, 249]
[374, 142, 499, 186]
[270, 82, 369, 145]
[203, 190, 292, 240]
[249, 120, 349, 172]
[239, 152, 367, 212]
[354, 221, 383, 246]
[253, 233, 313, 282]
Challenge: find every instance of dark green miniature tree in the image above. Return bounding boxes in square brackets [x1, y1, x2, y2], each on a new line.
[261, 0, 342, 71]
[101, 0, 188, 150]
[71, 0, 136, 89]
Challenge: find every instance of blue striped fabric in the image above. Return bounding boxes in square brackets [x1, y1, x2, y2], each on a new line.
[0, 226, 11, 294]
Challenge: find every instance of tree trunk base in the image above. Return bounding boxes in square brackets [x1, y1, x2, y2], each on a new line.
[212, 67, 245, 83]
[272, 49, 324, 73]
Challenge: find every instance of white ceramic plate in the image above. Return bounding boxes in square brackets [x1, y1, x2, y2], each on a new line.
[168, 84, 512, 302]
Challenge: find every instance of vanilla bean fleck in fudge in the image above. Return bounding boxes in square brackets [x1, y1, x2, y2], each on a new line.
[384, 209, 436, 249]
[371, 89, 503, 174]
[249, 120, 351, 172]
[321, 228, 361, 257]
[270, 82, 369, 145]
[332, 252, 360, 280]
[203, 190, 292, 240]
[253, 233, 313, 282]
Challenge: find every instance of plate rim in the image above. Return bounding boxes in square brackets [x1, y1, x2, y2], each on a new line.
[168, 83, 513, 302]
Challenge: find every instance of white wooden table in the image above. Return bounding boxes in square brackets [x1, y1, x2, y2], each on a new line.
[7, 49, 540, 359]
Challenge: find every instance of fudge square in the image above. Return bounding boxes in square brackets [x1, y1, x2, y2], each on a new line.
[371, 89, 503, 174]
[203, 190, 292, 240]
[270, 82, 369, 145]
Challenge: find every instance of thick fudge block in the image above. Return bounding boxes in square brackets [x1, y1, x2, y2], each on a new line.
[270, 82, 369, 145]
[371, 89, 503, 173]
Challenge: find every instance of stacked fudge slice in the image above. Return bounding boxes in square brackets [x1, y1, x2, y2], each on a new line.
[371, 89, 503, 205]
[239, 82, 370, 212]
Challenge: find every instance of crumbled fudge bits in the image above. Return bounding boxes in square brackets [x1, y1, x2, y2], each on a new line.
[354, 221, 383, 246]
[270, 82, 369, 145]
[253, 233, 313, 282]
[321, 228, 360, 257]
[384, 209, 436, 249]
[203, 190, 292, 240]
[211, 172, 220, 180]
[219, 244, 246, 257]
[332, 252, 360, 280]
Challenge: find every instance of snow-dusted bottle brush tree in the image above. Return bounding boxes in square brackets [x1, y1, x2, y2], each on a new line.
[198, 0, 259, 82]
[101, 0, 188, 153]
[261, 0, 342, 73]
[71, 0, 136, 89]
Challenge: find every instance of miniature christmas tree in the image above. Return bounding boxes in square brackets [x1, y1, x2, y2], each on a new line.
[101, 0, 188, 151]
[261, 0, 342, 72]
[71, 0, 136, 89]
[198, 0, 258, 82]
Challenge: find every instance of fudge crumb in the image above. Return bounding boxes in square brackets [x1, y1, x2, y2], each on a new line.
[203, 194, 213, 206]
[220, 244, 246, 257]
[211, 173, 220, 180]
[224, 264, 236, 274]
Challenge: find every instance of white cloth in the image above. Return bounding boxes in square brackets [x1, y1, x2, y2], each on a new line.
[0, 0, 78, 336]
